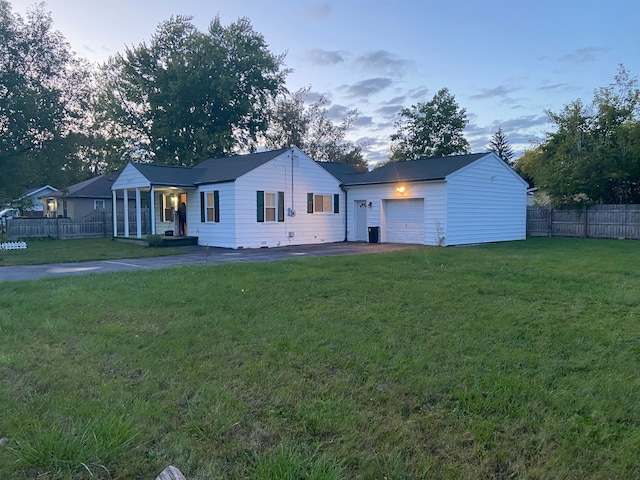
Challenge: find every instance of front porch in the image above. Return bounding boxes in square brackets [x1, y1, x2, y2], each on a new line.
[111, 183, 194, 240]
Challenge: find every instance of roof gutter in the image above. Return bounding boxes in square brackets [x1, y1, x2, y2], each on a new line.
[193, 179, 236, 187]
[342, 177, 446, 187]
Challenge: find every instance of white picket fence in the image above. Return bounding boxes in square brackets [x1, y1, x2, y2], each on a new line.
[0, 241, 27, 250]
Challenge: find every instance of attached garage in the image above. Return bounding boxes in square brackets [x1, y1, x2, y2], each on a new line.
[384, 198, 424, 244]
[327, 152, 528, 247]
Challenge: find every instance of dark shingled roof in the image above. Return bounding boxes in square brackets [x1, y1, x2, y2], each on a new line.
[130, 149, 290, 186]
[317, 162, 364, 183]
[193, 149, 289, 185]
[340, 153, 490, 186]
[52, 174, 119, 199]
[132, 164, 200, 188]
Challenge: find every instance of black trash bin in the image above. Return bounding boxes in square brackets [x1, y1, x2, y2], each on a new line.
[368, 226, 379, 243]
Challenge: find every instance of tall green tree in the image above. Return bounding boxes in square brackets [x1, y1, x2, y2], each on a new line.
[97, 15, 287, 167]
[488, 126, 514, 164]
[389, 88, 469, 161]
[263, 87, 368, 169]
[0, 1, 94, 201]
[530, 65, 640, 205]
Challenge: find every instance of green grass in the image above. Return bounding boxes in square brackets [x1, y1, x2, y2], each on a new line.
[0, 238, 184, 266]
[1, 237, 639, 479]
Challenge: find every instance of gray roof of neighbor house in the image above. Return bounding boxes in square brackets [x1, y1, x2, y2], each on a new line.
[23, 185, 58, 197]
[52, 174, 120, 199]
[336, 153, 491, 186]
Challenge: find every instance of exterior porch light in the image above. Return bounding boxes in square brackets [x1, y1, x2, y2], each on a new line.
[396, 185, 406, 194]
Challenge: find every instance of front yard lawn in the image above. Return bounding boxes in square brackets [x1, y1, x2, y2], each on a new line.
[1, 238, 639, 479]
[0, 238, 184, 266]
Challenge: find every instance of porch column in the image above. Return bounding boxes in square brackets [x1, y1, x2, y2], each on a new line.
[135, 187, 142, 238]
[112, 189, 117, 237]
[150, 187, 156, 235]
[124, 189, 129, 237]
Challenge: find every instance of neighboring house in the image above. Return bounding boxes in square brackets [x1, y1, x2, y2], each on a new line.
[332, 152, 528, 246]
[46, 173, 136, 219]
[111, 147, 345, 248]
[15, 185, 59, 216]
[111, 149, 527, 248]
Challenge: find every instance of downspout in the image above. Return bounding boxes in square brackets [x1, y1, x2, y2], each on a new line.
[291, 149, 295, 213]
[342, 185, 348, 242]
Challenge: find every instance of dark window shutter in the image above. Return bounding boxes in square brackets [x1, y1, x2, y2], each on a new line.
[160, 194, 165, 221]
[200, 192, 205, 222]
[257, 191, 264, 222]
[333, 193, 339, 213]
[278, 191, 284, 222]
[307, 193, 314, 213]
[214, 191, 220, 222]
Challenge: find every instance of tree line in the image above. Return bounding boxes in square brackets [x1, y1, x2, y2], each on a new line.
[515, 65, 640, 205]
[0, 1, 507, 204]
[0, 3, 371, 201]
[2, 1, 637, 207]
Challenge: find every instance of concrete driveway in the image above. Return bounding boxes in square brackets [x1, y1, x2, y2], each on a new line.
[0, 242, 423, 283]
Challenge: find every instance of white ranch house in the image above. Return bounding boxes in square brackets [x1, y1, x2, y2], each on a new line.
[111, 147, 345, 249]
[111, 148, 527, 248]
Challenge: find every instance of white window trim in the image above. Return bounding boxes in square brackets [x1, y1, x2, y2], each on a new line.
[264, 192, 277, 222]
[314, 194, 333, 213]
[206, 192, 215, 222]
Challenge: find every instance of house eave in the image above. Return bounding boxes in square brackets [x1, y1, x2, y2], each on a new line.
[343, 177, 446, 187]
[193, 179, 236, 187]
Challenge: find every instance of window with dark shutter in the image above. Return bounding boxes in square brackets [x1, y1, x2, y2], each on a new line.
[307, 193, 314, 213]
[278, 191, 284, 222]
[214, 191, 220, 222]
[257, 191, 264, 222]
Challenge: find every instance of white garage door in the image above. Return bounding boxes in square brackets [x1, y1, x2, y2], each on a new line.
[385, 198, 425, 244]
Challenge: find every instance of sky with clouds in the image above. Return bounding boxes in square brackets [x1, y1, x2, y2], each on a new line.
[9, 0, 640, 165]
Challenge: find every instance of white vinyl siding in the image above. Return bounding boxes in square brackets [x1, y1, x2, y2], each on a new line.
[195, 148, 345, 249]
[233, 151, 344, 248]
[195, 184, 235, 248]
[445, 155, 527, 245]
[345, 182, 445, 245]
[345, 154, 526, 246]
[111, 163, 152, 189]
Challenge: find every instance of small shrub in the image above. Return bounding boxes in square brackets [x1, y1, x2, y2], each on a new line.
[148, 234, 163, 247]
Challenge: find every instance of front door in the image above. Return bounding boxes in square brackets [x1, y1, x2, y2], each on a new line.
[355, 200, 367, 241]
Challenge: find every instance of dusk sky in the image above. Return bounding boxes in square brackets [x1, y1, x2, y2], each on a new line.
[9, 0, 640, 165]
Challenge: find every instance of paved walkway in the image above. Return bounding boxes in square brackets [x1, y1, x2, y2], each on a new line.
[0, 242, 422, 282]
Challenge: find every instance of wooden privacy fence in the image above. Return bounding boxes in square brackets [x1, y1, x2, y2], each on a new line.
[527, 205, 640, 239]
[6, 209, 150, 240]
